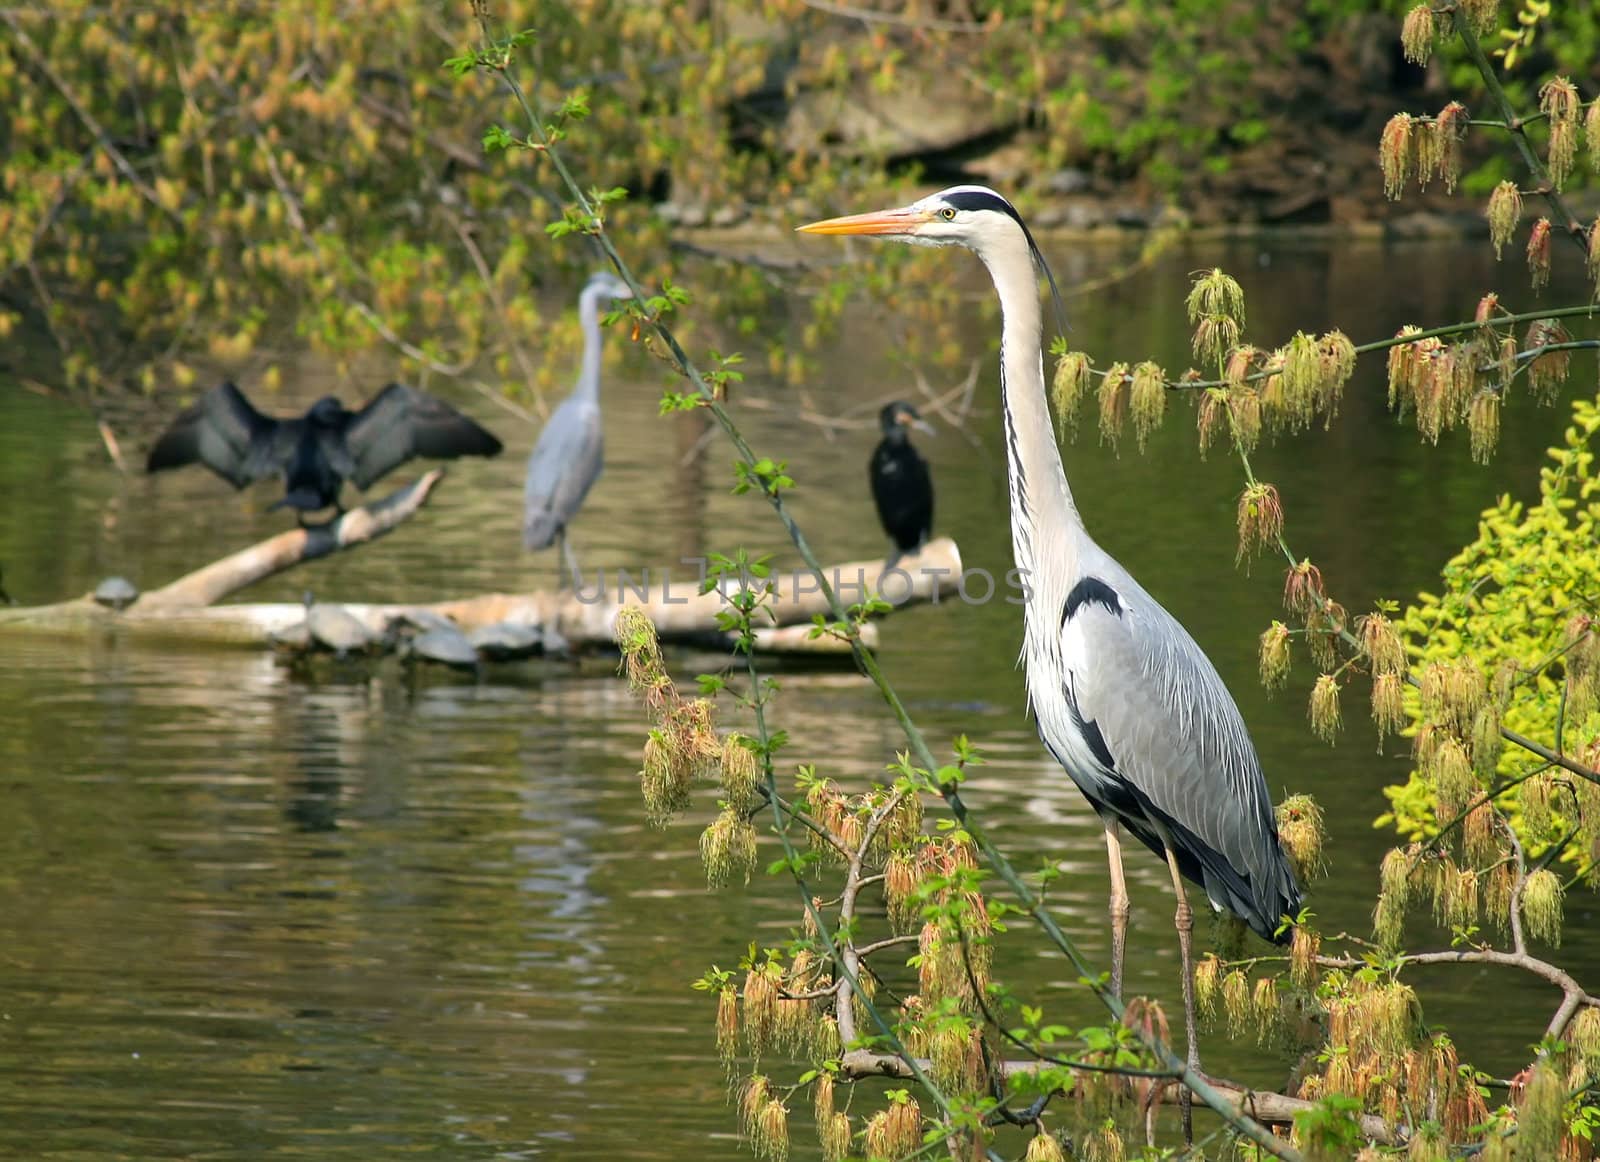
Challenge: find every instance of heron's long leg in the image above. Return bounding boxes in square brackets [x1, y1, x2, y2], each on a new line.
[1162, 842, 1199, 1146]
[1103, 818, 1130, 1002]
[559, 529, 584, 592]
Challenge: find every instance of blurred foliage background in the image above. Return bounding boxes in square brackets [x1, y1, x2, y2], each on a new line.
[4, 0, 1598, 408]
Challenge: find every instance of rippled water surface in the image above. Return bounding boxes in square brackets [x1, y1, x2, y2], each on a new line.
[1, 236, 1597, 1158]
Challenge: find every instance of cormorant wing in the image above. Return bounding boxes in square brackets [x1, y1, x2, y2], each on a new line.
[145, 381, 293, 488]
[341, 383, 504, 489]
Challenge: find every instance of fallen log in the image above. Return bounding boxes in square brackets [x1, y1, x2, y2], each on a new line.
[0, 470, 964, 657]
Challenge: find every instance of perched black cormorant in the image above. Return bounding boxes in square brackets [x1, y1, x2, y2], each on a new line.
[146, 381, 502, 517]
[869, 400, 935, 568]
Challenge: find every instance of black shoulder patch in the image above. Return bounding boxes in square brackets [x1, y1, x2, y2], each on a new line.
[1062, 577, 1121, 624]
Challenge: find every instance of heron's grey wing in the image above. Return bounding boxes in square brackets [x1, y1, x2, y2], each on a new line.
[522, 397, 603, 550]
[342, 383, 504, 489]
[1052, 580, 1298, 939]
[145, 381, 287, 488]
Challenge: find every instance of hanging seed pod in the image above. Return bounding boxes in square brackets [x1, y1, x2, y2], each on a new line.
[716, 985, 740, 1063]
[1051, 350, 1092, 437]
[720, 733, 760, 812]
[743, 967, 780, 1053]
[1091, 1123, 1127, 1162]
[1259, 621, 1292, 690]
[1429, 738, 1475, 819]
[1236, 483, 1284, 564]
[1307, 602, 1345, 671]
[1527, 217, 1553, 290]
[1283, 560, 1326, 616]
[819, 1111, 851, 1162]
[740, 1075, 773, 1137]
[1195, 954, 1222, 1017]
[883, 790, 923, 849]
[1228, 387, 1263, 454]
[1196, 387, 1229, 457]
[1468, 391, 1500, 464]
[1252, 976, 1281, 1041]
[1097, 362, 1130, 449]
[1443, 343, 1478, 422]
[1185, 267, 1247, 326]
[1521, 773, 1555, 840]
[1192, 314, 1241, 368]
[1487, 182, 1523, 259]
[883, 849, 922, 932]
[1277, 794, 1327, 883]
[701, 808, 758, 887]
[1401, 6, 1435, 65]
[1522, 867, 1564, 945]
[1548, 120, 1579, 191]
[774, 994, 814, 1054]
[1359, 613, 1406, 676]
[1380, 847, 1414, 911]
[1434, 102, 1469, 193]
[1281, 332, 1322, 429]
[1463, 802, 1498, 866]
[1526, 318, 1573, 400]
[1446, 661, 1488, 733]
[1224, 344, 1258, 387]
[1315, 330, 1357, 423]
[1442, 865, 1478, 929]
[1259, 351, 1288, 423]
[1372, 673, 1406, 743]
[1128, 361, 1166, 451]
[1568, 1006, 1600, 1074]
[616, 605, 665, 689]
[1388, 326, 1425, 411]
[1221, 970, 1251, 1037]
[1374, 888, 1406, 948]
[1540, 76, 1581, 126]
[811, 1014, 842, 1062]
[863, 1097, 921, 1162]
[1475, 291, 1502, 327]
[1519, 1058, 1566, 1159]
[1380, 113, 1413, 199]
[753, 1097, 789, 1162]
[1290, 925, 1321, 989]
[1484, 862, 1515, 932]
[1459, 0, 1497, 33]
[1309, 674, 1342, 743]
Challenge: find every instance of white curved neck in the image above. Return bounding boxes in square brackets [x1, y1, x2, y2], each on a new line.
[576, 287, 608, 400]
[971, 228, 1083, 597]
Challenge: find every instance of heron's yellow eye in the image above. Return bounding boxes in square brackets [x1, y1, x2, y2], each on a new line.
[939, 207, 957, 221]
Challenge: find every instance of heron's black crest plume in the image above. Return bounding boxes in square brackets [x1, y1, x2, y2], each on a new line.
[943, 187, 1070, 343]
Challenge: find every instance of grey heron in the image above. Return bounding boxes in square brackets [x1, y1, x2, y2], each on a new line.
[800, 186, 1302, 1094]
[522, 271, 635, 585]
[870, 400, 936, 569]
[147, 381, 503, 518]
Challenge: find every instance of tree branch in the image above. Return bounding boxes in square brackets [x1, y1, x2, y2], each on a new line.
[836, 1049, 1397, 1144]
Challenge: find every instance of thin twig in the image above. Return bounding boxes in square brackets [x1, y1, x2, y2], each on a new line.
[1451, 16, 1589, 250]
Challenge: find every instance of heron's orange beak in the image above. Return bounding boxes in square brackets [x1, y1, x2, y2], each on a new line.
[796, 207, 930, 235]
